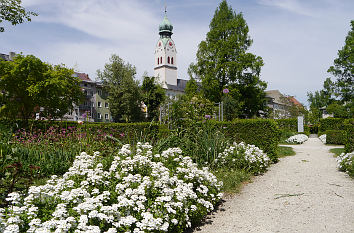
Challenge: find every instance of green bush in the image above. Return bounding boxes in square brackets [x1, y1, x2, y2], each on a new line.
[326, 130, 346, 145]
[214, 119, 281, 163]
[318, 118, 345, 134]
[344, 119, 354, 153]
[275, 118, 310, 135]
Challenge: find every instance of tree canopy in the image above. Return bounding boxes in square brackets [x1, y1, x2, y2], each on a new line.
[141, 76, 165, 121]
[0, 0, 37, 32]
[97, 54, 143, 123]
[189, 0, 266, 118]
[0, 54, 83, 120]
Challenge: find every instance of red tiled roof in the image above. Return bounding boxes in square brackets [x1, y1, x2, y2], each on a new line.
[289, 97, 302, 106]
[76, 72, 91, 81]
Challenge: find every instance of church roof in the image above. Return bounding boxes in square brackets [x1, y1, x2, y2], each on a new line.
[159, 15, 173, 33]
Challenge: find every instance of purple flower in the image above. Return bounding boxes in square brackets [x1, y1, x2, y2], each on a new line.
[223, 88, 229, 94]
[205, 115, 211, 119]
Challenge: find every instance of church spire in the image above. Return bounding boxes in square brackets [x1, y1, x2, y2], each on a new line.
[159, 7, 173, 38]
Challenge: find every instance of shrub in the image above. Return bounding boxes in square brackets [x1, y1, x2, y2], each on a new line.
[0, 143, 223, 232]
[275, 118, 310, 134]
[214, 119, 281, 163]
[336, 152, 354, 178]
[285, 134, 309, 144]
[344, 119, 354, 153]
[318, 118, 345, 134]
[213, 142, 270, 175]
[326, 130, 346, 145]
[319, 134, 326, 144]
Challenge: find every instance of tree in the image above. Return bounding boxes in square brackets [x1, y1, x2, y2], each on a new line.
[0, 0, 37, 32]
[141, 76, 165, 121]
[97, 54, 143, 123]
[184, 77, 199, 97]
[327, 20, 353, 103]
[0, 54, 83, 120]
[189, 0, 266, 118]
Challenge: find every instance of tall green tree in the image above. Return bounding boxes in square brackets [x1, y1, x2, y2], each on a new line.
[184, 77, 199, 97]
[0, 54, 83, 120]
[141, 76, 165, 121]
[327, 20, 353, 103]
[189, 0, 266, 118]
[0, 0, 37, 32]
[97, 54, 143, 122]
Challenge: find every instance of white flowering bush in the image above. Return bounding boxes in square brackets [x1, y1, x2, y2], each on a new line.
[0, 143, 222, 233]
[213, 142, 271, 174]
[336, 152, 354, 177]
[285, 134, 309, 144]
[319, 134, 326, 144]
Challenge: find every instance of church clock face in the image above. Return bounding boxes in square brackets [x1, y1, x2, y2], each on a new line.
[168, 41, 173, 48]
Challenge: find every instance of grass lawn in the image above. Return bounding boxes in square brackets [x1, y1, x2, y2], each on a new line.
[277, 146, 296, 157]
[329, 148, 345, 157]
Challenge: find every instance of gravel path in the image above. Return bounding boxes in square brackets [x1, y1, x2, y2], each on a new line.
[193, 137, 354, 233]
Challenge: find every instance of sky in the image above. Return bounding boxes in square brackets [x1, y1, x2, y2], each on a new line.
[0, 0, 353, 106]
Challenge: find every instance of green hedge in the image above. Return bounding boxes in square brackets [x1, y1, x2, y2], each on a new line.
[214, 119, 281, 163]
[275, 118, 310, 134]
[326, 130, 346, 145]
[344, 119, 354, 153]
[318, 118, 345, 134]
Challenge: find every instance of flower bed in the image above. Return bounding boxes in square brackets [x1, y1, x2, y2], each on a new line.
[336, 151, 354, 177]
[214, 142, 270, 174]
[319, 134, 326, 144]
[285, 134, 309, 144]
[0, 143, 222, 233]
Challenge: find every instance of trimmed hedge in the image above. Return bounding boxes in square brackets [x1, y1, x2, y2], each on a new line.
[275, 118, 310, 134]
[326, 130, 346, 145]
[344, 119, 354, 153]
[318, 118, 345, 133]
[214, 119, 281, 163]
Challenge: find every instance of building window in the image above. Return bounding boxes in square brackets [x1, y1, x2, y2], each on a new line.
[105, 113, 109, 120]
[157, 58, 159, 65]
[98, 89, 102, 96]
[98, 102, 102, 108]
[105, 102, 109, 108]
[171, 57, 174, 64]
[97, 113, 102, 119]
[160, 57, 162, 64]
[167, 56, 170, 64]
[92, 102, 95, 107]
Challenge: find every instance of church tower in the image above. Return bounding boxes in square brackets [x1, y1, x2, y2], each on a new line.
[154, 11, 177, 87]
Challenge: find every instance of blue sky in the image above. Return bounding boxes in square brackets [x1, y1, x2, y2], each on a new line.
[1, 0, 353, 106]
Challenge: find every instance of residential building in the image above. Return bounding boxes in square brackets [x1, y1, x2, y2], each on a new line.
[265, 90, 303, 119]
[64, 72, 113, 122]
[0, 52, 16, 61]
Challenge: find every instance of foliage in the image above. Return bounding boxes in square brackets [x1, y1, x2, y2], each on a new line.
[276, 146, 295, 158]
[184, 77, 199, 98]
[327, 20, 354, 103]
[326, 102, 353, 118]
[344, 119, 354, 153]
[169, 95, 216, 127]
[141, 76, 165, 121]
[97, 54, 143, 122]
[336, 152, 354, 178]
[326, 130, 346, 145]
[215, 119, 281, 163]
[213, 142, 271, 175]
[189, 0, 267, 118]
[0, 144, 223, 232]
[0, 0, 37, 32]
[0, 54, 83, 120]
[318, 118, 345, 133]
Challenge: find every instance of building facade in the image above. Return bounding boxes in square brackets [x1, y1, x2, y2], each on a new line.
[64, 73, 113, 122]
